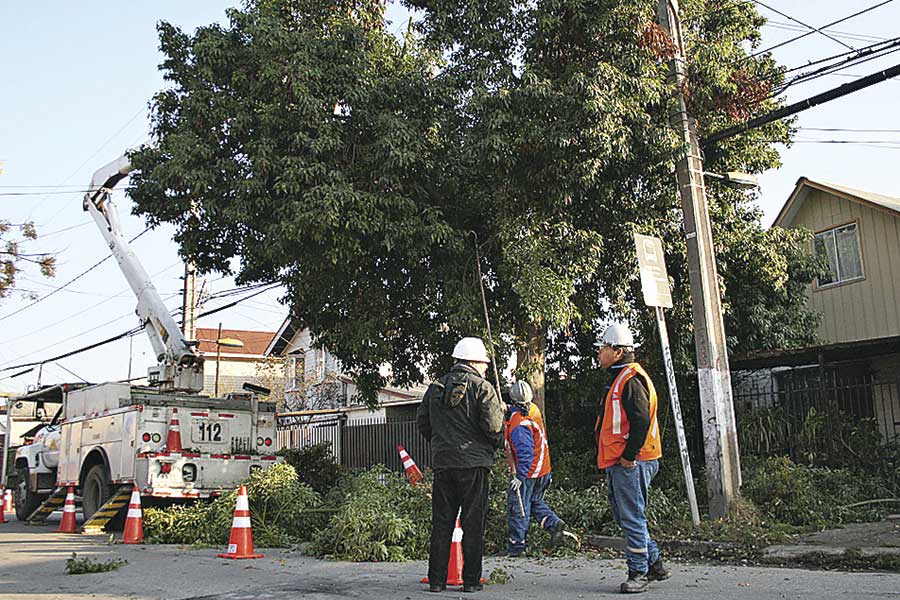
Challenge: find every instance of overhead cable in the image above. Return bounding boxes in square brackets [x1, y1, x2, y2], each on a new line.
[0, 227, 152, 323]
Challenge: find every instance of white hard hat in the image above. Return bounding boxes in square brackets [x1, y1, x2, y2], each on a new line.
[508, 381, 533, 406]
[599, 323, 634, 348]
[452, 337, 490, 363]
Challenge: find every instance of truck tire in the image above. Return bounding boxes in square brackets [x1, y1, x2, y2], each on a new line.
[14, 467, 45, 521]
[81, 464, 111, 520]
[81, 464, 126, 530]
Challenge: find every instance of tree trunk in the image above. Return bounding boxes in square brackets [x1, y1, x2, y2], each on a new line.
[517, 321, 547, 419]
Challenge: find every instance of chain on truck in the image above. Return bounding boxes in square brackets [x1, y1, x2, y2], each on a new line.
[2, 151, 280, 529]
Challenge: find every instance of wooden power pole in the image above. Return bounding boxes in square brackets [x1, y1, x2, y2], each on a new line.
[656, 0, 742, 518]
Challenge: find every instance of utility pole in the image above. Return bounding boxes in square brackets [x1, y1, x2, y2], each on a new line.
[656, 0, 741, 518]
[181, 261, 198, 340]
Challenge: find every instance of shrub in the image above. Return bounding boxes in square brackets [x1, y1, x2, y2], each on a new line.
[742, 456, 893, 529]
[279, 443, 349, 494]
[143, 463, 321, 547]
[309, 465, 432, 561]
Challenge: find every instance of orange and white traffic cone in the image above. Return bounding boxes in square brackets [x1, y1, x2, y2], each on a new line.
[3, 489, 12, 513]
[122, 489, 144, 544]
[57, 486, 77, 533]
[217, 485, 263, 559]
[166, 407, 183, 453]
[421, 513, 483, 587]
[397, 444, 423, 485]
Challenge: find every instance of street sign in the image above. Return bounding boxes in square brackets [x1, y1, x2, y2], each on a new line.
[633, 232, 700, 524]
[633, 233, 673, 309]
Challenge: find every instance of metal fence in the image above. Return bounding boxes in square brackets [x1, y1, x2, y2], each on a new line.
[277, 416, 431, 471]
[733, 371, 900, 462]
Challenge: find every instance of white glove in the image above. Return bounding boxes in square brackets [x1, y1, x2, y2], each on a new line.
[508, 476, 523, 493]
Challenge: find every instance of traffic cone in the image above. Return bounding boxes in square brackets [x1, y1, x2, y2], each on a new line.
[166, 407, 183, 453]
[57, 486, 77, 533]
[397, 444, 423, 485]
[3, 489, 12, 513]
[122, 489, 144, 544]
[217, 485, 263, 559]
[421, 513, 483, 587]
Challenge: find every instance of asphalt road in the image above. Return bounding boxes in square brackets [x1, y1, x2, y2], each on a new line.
[1, 516, 899, 600]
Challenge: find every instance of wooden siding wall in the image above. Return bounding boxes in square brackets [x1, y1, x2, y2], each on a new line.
[791, 189, 900, 344]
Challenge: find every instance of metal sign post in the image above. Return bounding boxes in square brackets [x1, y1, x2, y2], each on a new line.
[634, 233, 701, 525]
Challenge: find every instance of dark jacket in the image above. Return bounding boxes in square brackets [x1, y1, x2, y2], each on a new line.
[416, 363, 504, 470]
[605, 356, 652, 462]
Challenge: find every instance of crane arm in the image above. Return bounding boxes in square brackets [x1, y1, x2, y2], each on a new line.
[84, 153, 204, 392]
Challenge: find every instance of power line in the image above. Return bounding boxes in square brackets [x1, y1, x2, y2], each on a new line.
[26, 106, 146, 220]
[798, 126, 900, 132]
[765, 21, 889, 45]
[0, 283, 279, 372]
[0, 227, 151, 323]
[703, 60, 900, 145]
[750, 0, 856, 52]
[750, 0, 894, 58]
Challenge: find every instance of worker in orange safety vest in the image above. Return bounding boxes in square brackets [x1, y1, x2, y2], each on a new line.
[594, 323, 670, 594]
[504, 380, 566, 556]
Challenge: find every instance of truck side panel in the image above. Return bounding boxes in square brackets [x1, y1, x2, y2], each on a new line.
[58, 420, 82, 484]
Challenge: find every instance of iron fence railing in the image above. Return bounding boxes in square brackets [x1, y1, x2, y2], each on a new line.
[733, 373, 900, 462]
[277, 416, 431, 471]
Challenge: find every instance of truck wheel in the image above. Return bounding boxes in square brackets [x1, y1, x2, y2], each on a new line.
[14, 467, 45, 521]
[82, 464, 112, 521]
[81, 464, 126, 530]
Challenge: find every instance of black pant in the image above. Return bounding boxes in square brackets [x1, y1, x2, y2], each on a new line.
[428, 467, 490, 586]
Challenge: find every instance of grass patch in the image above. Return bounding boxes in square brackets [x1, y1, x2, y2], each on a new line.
[65, 553, 127, 575]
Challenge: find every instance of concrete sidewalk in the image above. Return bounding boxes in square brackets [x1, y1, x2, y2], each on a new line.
[3, 516, 900, 600]
[764, 516, 900, 560]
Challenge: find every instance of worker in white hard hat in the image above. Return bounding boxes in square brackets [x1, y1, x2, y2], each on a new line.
[416, 336, 504, 593]
[594, 323, 669, 594]
[503, 380, 566, 557]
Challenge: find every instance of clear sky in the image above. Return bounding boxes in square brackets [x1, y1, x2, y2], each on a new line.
[1, 1, 898, 393]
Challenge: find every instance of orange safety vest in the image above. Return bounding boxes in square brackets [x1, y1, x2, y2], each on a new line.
[505, 405, 552, 478]
[594, 363, 662, 469]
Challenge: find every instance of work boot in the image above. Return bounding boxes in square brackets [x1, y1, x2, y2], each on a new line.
[428, 582, 446, 593]
[462, 582, 484, 593]
[647, 558, 671, 581]
[549, 519, 567, 546]
[620, 571, 649, 594]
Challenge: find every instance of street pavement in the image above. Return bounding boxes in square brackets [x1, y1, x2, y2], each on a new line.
[1, 516, 899, 600]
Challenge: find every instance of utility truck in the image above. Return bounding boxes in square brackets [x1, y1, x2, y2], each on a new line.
[7, 153, 278, 528]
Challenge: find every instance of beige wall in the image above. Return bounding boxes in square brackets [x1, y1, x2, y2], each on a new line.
[790, 189, 900, 344]
[201, 355, 266, 397]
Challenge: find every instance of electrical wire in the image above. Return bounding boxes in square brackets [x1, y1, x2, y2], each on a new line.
[750, 0, 856, 52]
[749, 0, 893, 58]
[0, 283, 280, 372]
[26, 106, 146, 220]
[0, 227, 151, 323]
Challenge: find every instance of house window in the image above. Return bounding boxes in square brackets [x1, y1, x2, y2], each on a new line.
[814, 223, 863, 287]
[288, 353, 305, 391]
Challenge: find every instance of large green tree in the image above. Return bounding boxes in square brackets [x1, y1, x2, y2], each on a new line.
[130, 0, 821, 411]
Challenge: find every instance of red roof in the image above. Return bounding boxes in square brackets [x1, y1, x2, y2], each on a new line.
[195, 328, 276, 356]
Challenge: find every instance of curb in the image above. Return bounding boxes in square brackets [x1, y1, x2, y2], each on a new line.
[584, 535, 744, 554]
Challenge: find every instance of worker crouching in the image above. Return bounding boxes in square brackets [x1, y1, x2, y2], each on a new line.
[504, 381, 566, 557]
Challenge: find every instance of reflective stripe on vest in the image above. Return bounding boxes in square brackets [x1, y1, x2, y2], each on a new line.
[595, 363, 662, 469]
[504, 409, 552, 478]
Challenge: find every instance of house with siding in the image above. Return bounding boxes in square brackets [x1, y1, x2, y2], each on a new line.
[264, 317, 428, 422]
[195, 327, 276, 398]
[731, 178, 900, 446]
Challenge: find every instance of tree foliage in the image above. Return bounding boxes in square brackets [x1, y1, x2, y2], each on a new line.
[0, 220, 56, 301]
[129, 0, 822, 407]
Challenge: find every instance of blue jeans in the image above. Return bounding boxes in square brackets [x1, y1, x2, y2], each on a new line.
[607, 460, 660, 574]
[507, 473, 561, 554]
